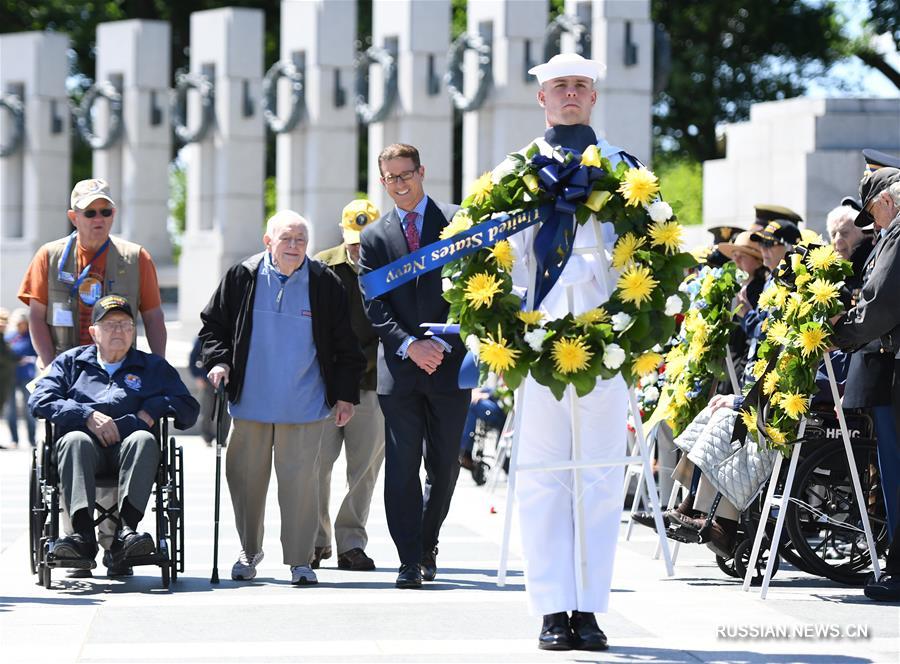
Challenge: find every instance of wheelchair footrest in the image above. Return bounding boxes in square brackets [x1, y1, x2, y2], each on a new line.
[47, 556, 97, 570]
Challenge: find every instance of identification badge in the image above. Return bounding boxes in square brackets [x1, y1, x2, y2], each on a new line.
[52, 303, 74, 327]
[124, 374, 142, 391]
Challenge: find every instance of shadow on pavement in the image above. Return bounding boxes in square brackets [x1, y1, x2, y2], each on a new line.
[0, 595, 103, 610]
[601, 647, 876, 663]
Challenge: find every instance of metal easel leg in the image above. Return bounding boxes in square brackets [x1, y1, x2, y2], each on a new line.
[625, 427, 656, 541]
[741, 443, 786, 592]
[655, 481, 683, 563]
[497, 385, 526, 587]
[628, 388, 674, 576]
[824, 354, 881, 578]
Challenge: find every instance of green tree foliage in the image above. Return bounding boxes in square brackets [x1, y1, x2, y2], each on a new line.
[655, 157, 703, 226]
[652, 0, 846, 162]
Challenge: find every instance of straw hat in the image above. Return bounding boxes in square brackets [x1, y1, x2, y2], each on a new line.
[717, 231, 763, 261]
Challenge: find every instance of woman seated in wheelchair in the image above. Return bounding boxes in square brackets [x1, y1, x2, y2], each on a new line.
[28, 295, 199, 569]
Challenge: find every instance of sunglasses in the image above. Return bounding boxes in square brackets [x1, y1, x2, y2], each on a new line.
[82, 208, 114, 218]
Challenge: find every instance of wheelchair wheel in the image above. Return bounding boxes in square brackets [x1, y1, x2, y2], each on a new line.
[716, 554, 740, 578]
[29, 449, 40, 575]
[733, 538, 779, 586]
[41, 562, 52, 589]
[161, 560, 170, 589]
[785, 439, 888, 586]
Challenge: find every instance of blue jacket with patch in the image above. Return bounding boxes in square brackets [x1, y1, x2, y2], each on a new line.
[29, 345, 200, 440]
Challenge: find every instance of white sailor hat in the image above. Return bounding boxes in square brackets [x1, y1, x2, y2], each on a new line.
[527, 52, 606, 84]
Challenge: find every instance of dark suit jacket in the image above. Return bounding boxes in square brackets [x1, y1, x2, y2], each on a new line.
[359, 196, 466, 395]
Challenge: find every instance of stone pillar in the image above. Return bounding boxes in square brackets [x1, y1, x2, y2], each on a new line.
[94, 20, 172, 263]
[367, 0, 452, 211]
[0, 32, 70, 309]
[461, 0, 547, 188]
[587, 0, 654, 164]
[178, 8, 265, 333]
[703, 98, 900, 235]
[277, 0, 357, 254]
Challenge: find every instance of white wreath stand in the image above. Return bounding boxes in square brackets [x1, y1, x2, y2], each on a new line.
[497, 220, 675, 598]
[741, 352, 882, 598]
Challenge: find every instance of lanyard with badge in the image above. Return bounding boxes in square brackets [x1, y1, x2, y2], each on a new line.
[54, 231, 111, 325]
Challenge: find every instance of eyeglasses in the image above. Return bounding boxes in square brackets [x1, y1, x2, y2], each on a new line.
[276, 237, 307, 247]
[97, 320, 134, 332]
[82, 208, 114, 218]
[381, 170, 418, 185]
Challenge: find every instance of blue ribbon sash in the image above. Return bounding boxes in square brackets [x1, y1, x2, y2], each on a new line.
[360, 204, 553, 301]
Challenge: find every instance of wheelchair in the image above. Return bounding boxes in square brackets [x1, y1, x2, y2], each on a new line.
[709, 407, 888, 585]
[29, 417, 185, 589]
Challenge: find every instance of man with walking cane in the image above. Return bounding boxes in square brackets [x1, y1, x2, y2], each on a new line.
[200, 210, 365, 585]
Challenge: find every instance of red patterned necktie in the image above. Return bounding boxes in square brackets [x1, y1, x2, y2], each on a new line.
[403, 211, 420, 252]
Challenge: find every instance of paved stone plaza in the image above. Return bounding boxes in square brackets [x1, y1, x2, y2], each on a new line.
[1, 435, 898, 663]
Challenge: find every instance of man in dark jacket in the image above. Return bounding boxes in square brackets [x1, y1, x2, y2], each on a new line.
[28, 295, 199, 569]
[310, 200, 385, 572]
[200, 210, 365, 586]
[830, 166, 900, 601]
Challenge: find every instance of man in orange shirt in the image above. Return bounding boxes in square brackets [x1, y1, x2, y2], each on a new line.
[18, 178, 167, 577]
[18, 178, 166, 367]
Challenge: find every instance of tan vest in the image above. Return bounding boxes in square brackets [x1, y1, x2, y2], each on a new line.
[45, 234, 142, 355]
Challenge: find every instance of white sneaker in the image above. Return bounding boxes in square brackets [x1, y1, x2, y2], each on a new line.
[290, 565, 318, 585]
[231, 550, 264, 580]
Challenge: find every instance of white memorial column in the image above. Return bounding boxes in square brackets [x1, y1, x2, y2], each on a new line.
[178, 7, 265, 332]
[93, 20, 172, 262]
[461, 0, 547, 188]
[367, 0, 452, 211]
[277, 0, 357, 253]
[588, 0, 654, 164]
[0, 32, 70, 308]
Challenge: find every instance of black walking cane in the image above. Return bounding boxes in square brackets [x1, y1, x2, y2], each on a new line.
[211, 383, 226, 584]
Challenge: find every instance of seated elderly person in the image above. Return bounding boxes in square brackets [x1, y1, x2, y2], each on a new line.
[29, 295, 199, 568]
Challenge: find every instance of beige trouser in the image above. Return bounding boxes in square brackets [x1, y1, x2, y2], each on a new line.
[672, 456, 739, 520]
[225, 418, 326, 566]
[315, 390, 385, 554]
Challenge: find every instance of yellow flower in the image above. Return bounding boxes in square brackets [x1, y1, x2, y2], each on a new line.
[665, 347, 688, 376]
[798, 326, 828, 357]
[700, 272, 716, 298]
[479, 327, 520, 374]
[464, 272, 503, 309]
[740, 408, 758, 432]
[469, 171, 494, 206]
[574, 307, 610, 327]
[522, 172, 540, 194]
[617, 167, 659, 207]
[648, 221, 684, 255]
[772, 286, 790, 308]
[670, 381, 689, 407]
[751, 359, 769, 379]
[780, 392, 809, 419]
[516, 310, 544, 326]
[757, 288, 777, 309]
[768, 320, 790, 345]
[687, 337, 708, 363]
[616, 264, 658, 306]
[763, 370, 780, 396]
[611, 233, 646, 269]
[794, 273, 812, 288]
[683, 311, 707, 335]
[490, 240, 515, 271]
[633, 352, 663, 377]
[790, 253, 804, 273]
[766, 426, 787, 445]
[806, 245, 841, 271]
[807, 278, 840, 306]
[585, 190, 612, 212]
[439, 212, 474, 240]
[551, 336, 594, 374]
[580, 144, 603, 167]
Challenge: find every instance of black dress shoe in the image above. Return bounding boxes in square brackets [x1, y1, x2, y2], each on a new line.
[337, 548, 375, 571]
[311, 545, 332, 569]
[421, 547, 438, 581]
[538, 612, 573, 651]
[53, 534, 98, 562]
[109, 526, 155, 566]
[103, 551, 134, 577]
[395, 563, 423, 589]
[864, 573, 900, 601]
[570, 611, 608, 651]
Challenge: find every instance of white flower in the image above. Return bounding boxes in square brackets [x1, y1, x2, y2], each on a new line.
[523, 327, 546, 352]
[665, 294, 683, 316]
[643, 385, 660, 403]
[647, 201, 673, 223]
[465, 334, 481, 357]
[736, 268, 749, 281]
[644, 371, 659, 385]
[652, 344, 663, 352]
[442, 278, 453, 293]
[611, 312, 633, 332]
[602, 343, 626, 370]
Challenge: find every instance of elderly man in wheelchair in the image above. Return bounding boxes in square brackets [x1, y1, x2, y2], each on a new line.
[28, 295, 198, 578]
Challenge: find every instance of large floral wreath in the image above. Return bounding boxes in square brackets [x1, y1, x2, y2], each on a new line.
[661, 262, 743, 436]
[440, 142, 697, 400]
[741, 241, 853, 452]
